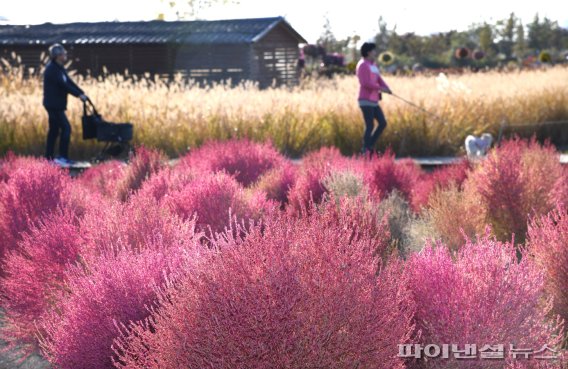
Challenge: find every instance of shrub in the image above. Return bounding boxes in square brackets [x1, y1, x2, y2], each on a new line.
[300, 146, 349, 170]
[76, 160, 126, 198]
[287, 147, 352, 211]
[322, 169, 368, 199]
[375, 190, 433, 257]
[114, 200, 413, 369]
[470, 138, 565, 242]
[0, 158, 69, 270]
[528, 206, 568, 328]
[0, 151, 24, 182]
[116, 147, 166, 202]
[363, 151, 422, 208]
[1, 210, 82, 355]
[288, 166, 329, 211]
[411, 159, 471, 212]
[80, 194, 200, 256]
[405, 235, 564, 369]
[255, 162, 297, 205]
[166, 172, 272, 236]
[425, 182, 487, 251]
[134, 165, 199, 203]
[39, 241, 197, 369]
[180, 139, 285, 187]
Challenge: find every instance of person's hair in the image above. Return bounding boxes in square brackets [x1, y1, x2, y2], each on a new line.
[49, 44, 66, 59]
[360, 42, 377, 58]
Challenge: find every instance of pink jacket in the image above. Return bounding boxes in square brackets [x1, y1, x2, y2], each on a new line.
[356, 58, 389, 102]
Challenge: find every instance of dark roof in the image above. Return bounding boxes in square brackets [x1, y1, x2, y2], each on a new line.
[0, 16, 307, 46]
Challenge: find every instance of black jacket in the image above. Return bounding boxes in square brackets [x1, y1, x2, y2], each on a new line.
[43, 60, 84, 110]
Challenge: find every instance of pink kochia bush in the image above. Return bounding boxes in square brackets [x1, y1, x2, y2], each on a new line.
[134, 166, 198, 203]
[77, 160, 126, 198]
[411, 159, 471, 212]
[80, 194, 200, 255]
[0, 152, 33, 182]
[114, 200, 413, 369]
[180, 139, 285, 187]
[470, 138, 567, 241]
[405, 235, 565, 369]
[1, 210, 82, 354]
[363, 150, 423, 209]
[287, 147, 351, 210]
[116, 147, 166, 201]
[528, 206, 568, 328]
[255, 161, 298, 205]
[0, 157, 96, 270]
[1, 195, 195, 357]
[166, 171, 272, 235]
[39, 238, 200, 369]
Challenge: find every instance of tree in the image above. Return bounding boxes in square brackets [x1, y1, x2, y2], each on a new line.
[374, 16, 392, 53]
[496, 13, 516, 58]
[502, 13, 516, 42]
[317, 16, 339, 52]
[479, 23, 494, 55]
[368, 14, 568, 70]
[514, 23, 527, 59]
[348, 34, 361, 62]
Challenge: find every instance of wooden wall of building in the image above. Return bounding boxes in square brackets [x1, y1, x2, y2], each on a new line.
[173, 44, 250, 85]
[68, 44, 171, 76]
[253, 23, 300, 87]
[1, 23, 301, 88]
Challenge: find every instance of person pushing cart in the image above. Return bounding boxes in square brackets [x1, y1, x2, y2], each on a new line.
[43, 43, 89, 166]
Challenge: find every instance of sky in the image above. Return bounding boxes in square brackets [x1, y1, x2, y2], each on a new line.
[1, 0, 567, 43]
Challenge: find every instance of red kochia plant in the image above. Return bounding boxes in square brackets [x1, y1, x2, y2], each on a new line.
[287, 165, 329, 211]
[77, 160, 126, 198]
[114, 200, 414, 369]
[80, 194, 200, 256]
[134, 166, 199, 203]
[166, 171, 272, 235]
[363, 150, 422, 207]
[255, 161, 298, 205]
[116, 146, 166, 201]
[528, 206, 568, 328]
[470, 138, 566, 242]
[0, 157, 69, 268]
[0, 151, 25, 182]
[1, 210, 82, 355]
[180, 139, 285, 187]
[405, 235, 564, 369]
[411, 159, 471, 212]
[287, 147, 351, 211]
[39, 238, 199, 369]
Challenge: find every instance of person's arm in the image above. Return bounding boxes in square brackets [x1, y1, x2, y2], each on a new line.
[64, 74, 85, 98]
[378, 74, 392, 94]
[357, 63, 381, 90]
[67, 76, 85, 97]
[50, 68, 84, 97]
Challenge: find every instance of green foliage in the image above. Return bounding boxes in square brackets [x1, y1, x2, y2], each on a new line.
[324, 12, 567, 70]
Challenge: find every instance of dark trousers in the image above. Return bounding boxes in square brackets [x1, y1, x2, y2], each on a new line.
[360, 105, 388, 152]
[45, 109, 71, 160]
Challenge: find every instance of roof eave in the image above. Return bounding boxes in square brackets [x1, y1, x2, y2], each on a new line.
[251, 17, 307, 44]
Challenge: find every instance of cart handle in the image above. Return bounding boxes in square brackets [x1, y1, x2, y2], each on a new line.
[83, 98, 100, 117]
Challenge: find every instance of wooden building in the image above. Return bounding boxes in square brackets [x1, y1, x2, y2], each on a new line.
[0, 17, 307, 87]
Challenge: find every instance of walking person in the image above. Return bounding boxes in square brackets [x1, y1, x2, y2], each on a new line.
[43, 43, 88, 165]
[356, 42, 391, 155]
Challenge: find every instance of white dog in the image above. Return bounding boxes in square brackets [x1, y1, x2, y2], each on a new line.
[465, 133, 493, 158]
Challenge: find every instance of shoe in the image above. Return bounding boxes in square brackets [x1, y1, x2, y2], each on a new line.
[53, 157, 75, 168]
